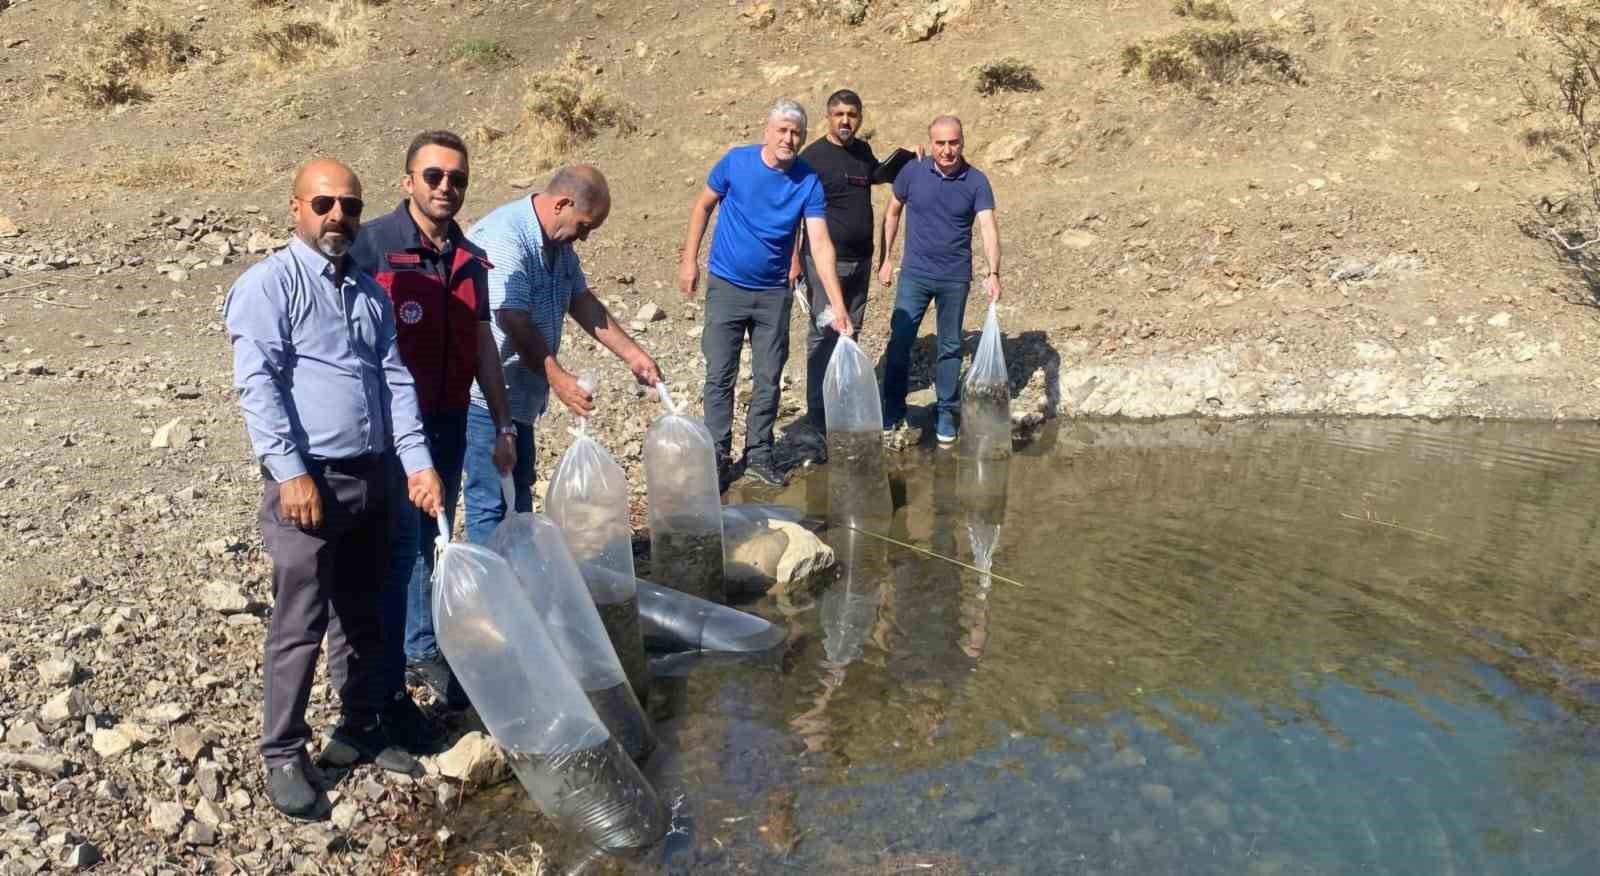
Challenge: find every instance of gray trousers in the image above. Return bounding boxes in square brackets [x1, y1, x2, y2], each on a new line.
[701, 274, 793, 465]
[257, 456, 389, 766]
[801, 255, 871, 431]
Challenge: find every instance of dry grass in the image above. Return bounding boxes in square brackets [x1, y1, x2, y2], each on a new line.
[1172, 0, 1236, 22]
[54, 6, 201, 107]
[970, 57, 1043, 95]
[1122, 26, 1302, 88]
[506, 48, 638, 173]
[248, 0, 373, 72]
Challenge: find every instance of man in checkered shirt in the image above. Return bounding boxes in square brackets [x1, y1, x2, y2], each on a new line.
[462, 165, 662, 544]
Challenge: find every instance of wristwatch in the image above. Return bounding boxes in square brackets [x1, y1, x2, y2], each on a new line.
[496, 425, 516, 437]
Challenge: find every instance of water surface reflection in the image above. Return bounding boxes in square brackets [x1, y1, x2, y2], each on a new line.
[454, 419, 1600, 875]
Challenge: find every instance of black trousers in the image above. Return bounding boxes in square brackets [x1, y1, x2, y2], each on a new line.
[257, 456, 389, 767]
[801, 254, 871, 431]
[701, 274, 792, 465]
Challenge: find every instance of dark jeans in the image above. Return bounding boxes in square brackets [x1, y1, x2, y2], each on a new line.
[258, 456, 388, 767]
[461, 403, 535, 545]
[701, 273, 792, 464]
[380, 410, 467, 690]
[801, 254, 870, 432]
[882, 272, 971, 426]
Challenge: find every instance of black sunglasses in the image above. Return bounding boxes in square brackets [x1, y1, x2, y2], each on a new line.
[418, 168, 469, 190]
[299, 195, 364, 217]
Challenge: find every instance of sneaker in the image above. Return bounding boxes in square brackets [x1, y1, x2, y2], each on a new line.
[264, 754, 320, 820]
[882, 417, 904, 436]
[935, 412, 959, 445]
[320, 717, 422, 778]
[743, 456, 788, 487]
[406, 653, 467, 710]
[381, 692, 444, 755]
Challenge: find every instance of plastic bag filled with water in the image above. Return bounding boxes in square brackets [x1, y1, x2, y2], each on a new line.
[822, 334, 883, 437]
[960, 302, 1011, 461]
[547, 423, 648, 701]
[643, 383, 727, 603]
[486, 484, 657, 762]
[432, 539, 667, 854]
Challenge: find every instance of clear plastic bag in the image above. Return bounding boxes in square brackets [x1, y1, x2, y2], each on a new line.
[960, 301, 1012, 461]
[487, 480, 657, 762]
[823, 334, 883, 437]
[577, 561, 788, 653]
[546, 419, 648, 700]
[431, 526, 667, 853]
[643, 383, 727, 603]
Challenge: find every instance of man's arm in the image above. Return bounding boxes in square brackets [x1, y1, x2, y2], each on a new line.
[678, 185, 722, 298]
[569, 287, 662, 387]
[804, 217, 853, 336]
[789, 225, 805, 290]
[877, 193, 905, 286]
[224, 276, 327, 530]
[496, 308, 595, 418]
[976, 208, 1001, 303]
[224, 276, 305, 483]
[473, 323, 517, 473]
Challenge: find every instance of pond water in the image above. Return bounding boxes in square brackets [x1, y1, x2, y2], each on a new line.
[450, 418, 1600, 875]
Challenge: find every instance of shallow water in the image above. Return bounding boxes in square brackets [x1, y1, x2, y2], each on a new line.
[452, 418, 1600, 874]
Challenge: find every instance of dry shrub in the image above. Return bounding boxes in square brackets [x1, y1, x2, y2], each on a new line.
[509, 48, 638, 172]
[250, 0, 372, 71]
[1172, 0, 1236, 22]
[1122, 26, 1301, 87]
[1519, 2, 1600, 274]
[56, 9, 200, 107]
[971, 57, 1043, 95]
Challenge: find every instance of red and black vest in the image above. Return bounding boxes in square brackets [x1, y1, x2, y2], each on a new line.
[351, 202, 493, 415]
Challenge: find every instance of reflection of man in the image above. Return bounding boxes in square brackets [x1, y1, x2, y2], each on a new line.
[347, 130, 516, 732]
[225, 159, 443, 819]
[463, 166, 661, 543]
[878, 115, 1002, 445]
[679, 99, 854, 489]
[788, 89, 917, 463]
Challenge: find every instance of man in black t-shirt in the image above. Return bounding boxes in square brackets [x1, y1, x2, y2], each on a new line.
[789, 89, 918, 461]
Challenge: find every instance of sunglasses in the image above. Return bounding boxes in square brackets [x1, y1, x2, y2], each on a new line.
[298, 195, 364, 218]
[417, 168, 469, 190]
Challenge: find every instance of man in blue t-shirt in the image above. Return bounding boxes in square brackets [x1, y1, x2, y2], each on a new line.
[679, 99, 854, 488]
[878, 115, 1003, 444]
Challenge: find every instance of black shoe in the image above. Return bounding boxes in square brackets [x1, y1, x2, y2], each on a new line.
[264, 754, 319, 820]
[716, 458, 734, 494]
[406, 653, 467, 710]
[743, 456, 788, 487]
[319, 718, 422, 778]
[381, 693, 445, 755]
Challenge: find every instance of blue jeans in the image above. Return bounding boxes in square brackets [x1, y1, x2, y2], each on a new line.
[882, 273, 971, 426]
[462, 403, 535, 546]
[380, 410, 466, 694]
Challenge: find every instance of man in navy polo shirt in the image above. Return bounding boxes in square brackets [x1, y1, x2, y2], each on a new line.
[878, 115, 1003, 444]
[679, 99, 854, 488]
[348, 130, 516, 740]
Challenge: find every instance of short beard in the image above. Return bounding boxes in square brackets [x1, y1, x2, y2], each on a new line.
[317, 236, 350, 259]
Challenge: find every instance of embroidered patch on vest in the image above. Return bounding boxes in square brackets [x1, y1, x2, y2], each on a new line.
[388, 252, 422, 267]
[398, 300, 425, 325]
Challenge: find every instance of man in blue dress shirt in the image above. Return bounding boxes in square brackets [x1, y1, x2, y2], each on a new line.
[224, 159, 444, 819]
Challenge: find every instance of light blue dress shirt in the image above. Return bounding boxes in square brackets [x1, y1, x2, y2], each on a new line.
[466, 195, 587, 423]
[225, 236, 433, 482]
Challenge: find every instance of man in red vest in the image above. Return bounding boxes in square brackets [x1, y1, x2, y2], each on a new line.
[346, 130, 515, 750]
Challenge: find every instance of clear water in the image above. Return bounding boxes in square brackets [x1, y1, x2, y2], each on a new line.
[451, 419, 1600, 874]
